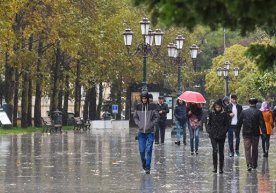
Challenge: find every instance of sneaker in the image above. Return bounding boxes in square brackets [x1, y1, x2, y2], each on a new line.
[229, 152, 234, 157]
[247, 165, 252, 171]
[219, 170, 223, 174]
[191, 151, 194, 155]
[212, 168, 217, 173]
[195, 151, 198, 155]
[145, 169, 150, 174]
[175, 141, 180, 145]
[235, 151, 240, 156]
[142, 162, 146, 170]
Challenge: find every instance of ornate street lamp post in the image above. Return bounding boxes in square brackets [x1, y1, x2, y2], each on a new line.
[167, 36, 199, 96]
[217, 60, 239, 96]
[123, 18, 164, 93]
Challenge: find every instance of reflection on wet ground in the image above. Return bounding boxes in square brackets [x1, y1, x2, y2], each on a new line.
[0, 128, 275, 192]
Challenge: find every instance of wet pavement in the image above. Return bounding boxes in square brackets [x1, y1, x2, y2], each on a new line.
[0, 128, 275, 193]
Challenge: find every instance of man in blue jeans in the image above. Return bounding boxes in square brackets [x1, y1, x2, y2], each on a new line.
[174, 99, 187, 145]
[133, 92, 159, 174]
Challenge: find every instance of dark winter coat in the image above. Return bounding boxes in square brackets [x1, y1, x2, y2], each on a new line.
[237, 106, 267, 137]
[174, 104, 187, 124]
[207, 111, 228, 139]
[156, 103, 169, 123]
[133, 103, 159, 133]
[187, 105, 203, 120]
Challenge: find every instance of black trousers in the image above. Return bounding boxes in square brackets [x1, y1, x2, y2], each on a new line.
[210, 137, 225, 170]
[155, 122, 166, 143]
[261, 134, 271, 153]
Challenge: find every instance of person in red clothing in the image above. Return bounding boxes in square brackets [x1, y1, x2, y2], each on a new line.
[259, 101, 274, 157]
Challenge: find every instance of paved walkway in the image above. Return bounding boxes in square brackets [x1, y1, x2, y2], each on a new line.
[0, 127, 275, 192]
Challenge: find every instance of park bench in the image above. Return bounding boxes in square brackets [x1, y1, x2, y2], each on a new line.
[41, 117, 54, 133]
[73, 117, 90, 131]
[41, 116, 63, 133]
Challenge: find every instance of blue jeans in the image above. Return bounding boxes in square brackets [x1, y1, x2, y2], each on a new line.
[176, 120, 187, 143]
[138, 132, 155, 170]
[188, 125, 200, 152]
[228, 125, 240, 153]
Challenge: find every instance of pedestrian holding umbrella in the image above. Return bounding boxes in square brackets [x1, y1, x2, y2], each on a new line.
[179, 91, 205, 155]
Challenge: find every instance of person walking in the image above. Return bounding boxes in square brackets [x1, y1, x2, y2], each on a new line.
[174, 99, 187, 145]
[207, 99, 228, 174]
[155, 96, 169, 144]
[222, 96, 230, 110]
[133, 92, 159, 174]
[259, 101, 274, 157]
[225, 94, 243, 157]
[237, 98, 267, 171]
[187, 103, 203, 155]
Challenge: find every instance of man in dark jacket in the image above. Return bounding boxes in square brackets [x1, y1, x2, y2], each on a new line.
[237, 98, 267, 171]
[225, 94, 243, 157]
[174, 99, 187, 145]
[155, 96, 169, 144]
[133, 92, 159, 174]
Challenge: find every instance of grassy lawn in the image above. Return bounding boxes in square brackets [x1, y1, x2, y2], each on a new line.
[0, 126, 74, 136]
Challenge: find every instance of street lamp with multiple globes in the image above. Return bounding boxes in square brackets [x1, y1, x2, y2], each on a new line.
[216, 60, 239, 96]
[123, 18, 164, 93]
[167, 35, 199, 96]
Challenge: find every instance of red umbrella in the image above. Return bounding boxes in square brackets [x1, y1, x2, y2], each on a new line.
[178, 91, 206, 103]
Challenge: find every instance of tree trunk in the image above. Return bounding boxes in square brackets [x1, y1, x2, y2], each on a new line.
[27, 79, 32, 126]
[13, 69, 19, 127]
[4, 51, 15, 123]
[62, 59, 70, 125]
[96, 83, 103, 119]
[83, 92, 88, 120]
[34, 37, 43, 127]
[74, 60, 81, 117]
[22, 35, 33, 128]
[50, 41, 61, 112]
[90, 85, 97, 120]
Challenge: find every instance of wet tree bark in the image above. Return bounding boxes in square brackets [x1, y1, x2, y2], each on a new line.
[74, 60, 81, 117]
[22, 35, 33, 128]
[34, 36, 43, 127]
[50, 41, 61, 112]
[4, 51, 15, 123]
[27, 79, 32, 126]
[13, 69, 19, 127]
[62, 58, 70, 125]
[96, 83, 103, 119]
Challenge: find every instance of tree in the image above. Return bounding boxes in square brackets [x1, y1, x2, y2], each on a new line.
[133, 0, 276, 70]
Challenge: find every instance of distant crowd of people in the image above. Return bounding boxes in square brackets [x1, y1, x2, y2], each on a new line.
[133, 91, 276, 175]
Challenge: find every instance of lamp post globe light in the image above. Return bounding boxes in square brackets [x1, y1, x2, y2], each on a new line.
[123, 18, 164, 93]
[216, 60, 239, 96]
[167, 36, 199, 96]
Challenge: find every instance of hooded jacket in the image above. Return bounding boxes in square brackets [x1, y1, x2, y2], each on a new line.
[207, 110, 228, 139]
[174, 100, 187, 123]
[133, 102, 159, 133]
[207, 99, 228, 139]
